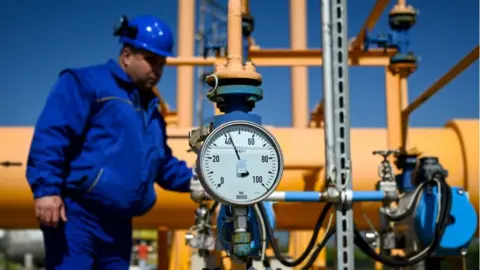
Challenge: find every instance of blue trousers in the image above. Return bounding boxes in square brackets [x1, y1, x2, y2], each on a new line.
[41, 197, 133, 270]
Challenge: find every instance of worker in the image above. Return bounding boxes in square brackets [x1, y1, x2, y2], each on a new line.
[25, 15, 197, 269]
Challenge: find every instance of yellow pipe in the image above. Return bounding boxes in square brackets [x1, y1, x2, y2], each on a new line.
[226, 0, 243, 69]
[289, 2, 316, 266]
[176, 0, 195, 127]
[241, 0, 249, 14]
[352, 0, 390, 50]
[403, 46, 479, 117]
[401, 46, 479, 148]
[290, 0, 309, 128]
[0, 120, 476, 230]
[166, 48, 396, 67]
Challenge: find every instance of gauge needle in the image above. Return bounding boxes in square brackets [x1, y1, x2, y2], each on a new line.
[228, 133, 241, 160]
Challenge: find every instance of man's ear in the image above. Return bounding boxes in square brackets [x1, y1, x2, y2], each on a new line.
[120, 46, 133, 67]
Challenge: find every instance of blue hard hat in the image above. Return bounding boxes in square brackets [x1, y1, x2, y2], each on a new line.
[113, 15, 175, 57]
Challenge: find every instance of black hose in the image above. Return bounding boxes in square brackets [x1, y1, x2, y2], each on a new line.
[257, 202, 333, 267]
[388, 181, 430, 222]
[206, 201, 219, 220]
[300, 228, 336, 270]
[354, 178, 453, 267]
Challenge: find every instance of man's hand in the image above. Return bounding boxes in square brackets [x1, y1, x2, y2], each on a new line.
[35, 195, 67, 227]
[190, 166, 208, 203]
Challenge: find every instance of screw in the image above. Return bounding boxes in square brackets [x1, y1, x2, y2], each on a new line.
[457, 189, 465, 195]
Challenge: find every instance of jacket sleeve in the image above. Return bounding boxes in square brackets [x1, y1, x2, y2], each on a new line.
[155, 116, 193, 192]
[26, 71, 93, 198]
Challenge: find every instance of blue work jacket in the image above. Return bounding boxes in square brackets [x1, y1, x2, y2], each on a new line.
[26, 59, 193, 218]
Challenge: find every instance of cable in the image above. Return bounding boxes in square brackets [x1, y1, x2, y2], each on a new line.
[300, 212, 336, 270]
[361, 179, 437, 240]
[354, 177, 452, 267]
[253, 204, 267, 261]
[257, 202, 333, 267]
[360, 177, 451, 265]
[300, 228, 336, 270]
[384, 180, 429, 221]
[205, 201, 219, 222]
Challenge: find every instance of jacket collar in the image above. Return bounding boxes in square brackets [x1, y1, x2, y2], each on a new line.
[107, 59, 159, 109]
[107, 59, 134, 84]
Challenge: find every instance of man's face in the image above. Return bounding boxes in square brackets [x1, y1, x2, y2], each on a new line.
[121, 47, 166, 91]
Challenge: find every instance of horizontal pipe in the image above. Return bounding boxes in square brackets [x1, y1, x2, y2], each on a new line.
[283, 191, 321, 202]
[0, 120, 476, 230]
[268, 191, 321, 202]
[351, 191, 385, 202]
[165, 48, 396, 67]
[267, 191, 386, 202]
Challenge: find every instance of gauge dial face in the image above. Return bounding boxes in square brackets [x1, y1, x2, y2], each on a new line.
[198, 121, 284, 205]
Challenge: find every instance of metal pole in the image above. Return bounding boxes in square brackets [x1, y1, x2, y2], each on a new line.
[321, 0, 335, 188]
[330, 0, 355, 269]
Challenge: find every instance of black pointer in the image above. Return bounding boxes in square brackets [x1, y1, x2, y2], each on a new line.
[228, 132, 241, 160]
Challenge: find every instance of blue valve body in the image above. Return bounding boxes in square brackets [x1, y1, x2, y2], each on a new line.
[217, 201, 276, 256]
[414, 186, 478, 256]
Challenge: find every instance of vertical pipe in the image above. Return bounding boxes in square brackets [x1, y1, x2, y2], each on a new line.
[290, 0, 309, 127]
[400, 76, 409, 109]
[241, 0, 249, 14]
[385, 68, 403, 151]
[319, 1, 336, 267]
[197, 0, 207, 126]
[227, 0, 243, 69]
[289, 2, 311, 264]
[211, 9, 223, 116]
[156, 227, 169, 270]
[321, 0, 335, 185]
[177, 0, 195, 127]
[400, 75, 409, 151]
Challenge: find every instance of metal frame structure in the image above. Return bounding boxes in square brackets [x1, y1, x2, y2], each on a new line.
[195, 0, 228, 126]
[158, 1, 479, 269]
[323, 0, 356, 268]
[0, 1, 478, 270]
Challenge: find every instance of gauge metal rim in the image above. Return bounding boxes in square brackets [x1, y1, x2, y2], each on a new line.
[196, 120, 284, 206]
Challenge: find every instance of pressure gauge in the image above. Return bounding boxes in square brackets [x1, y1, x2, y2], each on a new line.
[197, 120, 284, 206]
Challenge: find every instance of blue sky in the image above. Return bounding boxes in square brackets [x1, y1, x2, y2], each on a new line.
[0, 0, 478, 127]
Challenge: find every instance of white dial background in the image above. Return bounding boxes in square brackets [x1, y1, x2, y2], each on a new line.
[199, 123, 283, 205]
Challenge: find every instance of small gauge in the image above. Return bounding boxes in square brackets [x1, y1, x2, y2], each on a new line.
[197, 120, 284, 206]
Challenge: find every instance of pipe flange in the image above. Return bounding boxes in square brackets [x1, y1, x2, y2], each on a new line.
[389, 5, 417, 30]
[207, 84, 264, 112]
[389, 54, 418, 76]
[206, 63, 263, 87]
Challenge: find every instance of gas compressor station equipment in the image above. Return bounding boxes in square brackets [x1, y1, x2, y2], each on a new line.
[186, 0, 478, 269]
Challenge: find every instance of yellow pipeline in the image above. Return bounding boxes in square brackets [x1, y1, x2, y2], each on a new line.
[0, 119, 477, 230]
